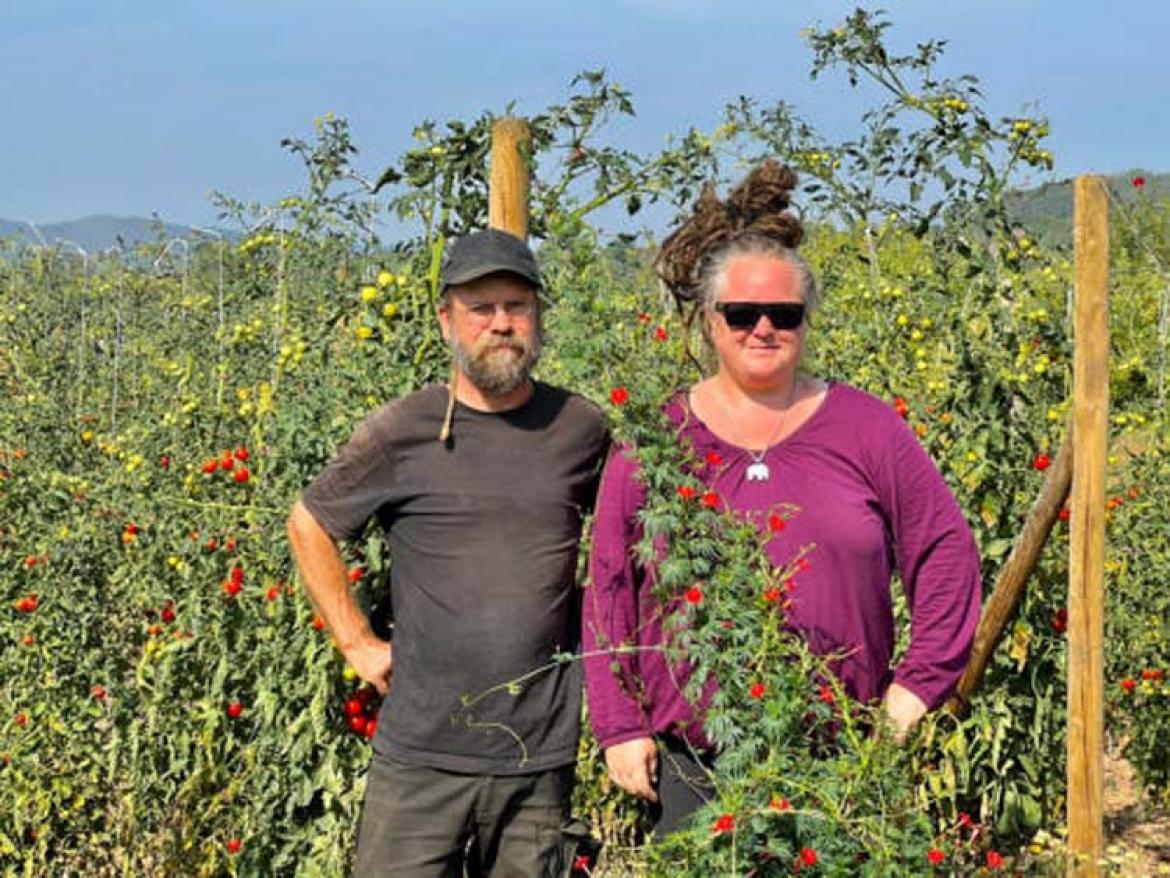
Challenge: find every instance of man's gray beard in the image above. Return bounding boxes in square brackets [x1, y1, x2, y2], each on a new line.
[451, 331, 542, 397]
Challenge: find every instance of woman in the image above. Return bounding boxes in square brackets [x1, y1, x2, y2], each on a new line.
[582, 161, 982, 835]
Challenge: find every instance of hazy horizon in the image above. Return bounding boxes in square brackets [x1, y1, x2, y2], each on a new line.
[4, 2, 1167, 230]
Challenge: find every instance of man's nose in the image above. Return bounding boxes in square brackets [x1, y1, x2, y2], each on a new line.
[488, 306, 515, 332]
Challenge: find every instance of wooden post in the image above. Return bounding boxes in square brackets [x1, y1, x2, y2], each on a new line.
[489, 118, 531, 239]
[1067, 176, 1109, 878]
[945, 436, 1072, 715]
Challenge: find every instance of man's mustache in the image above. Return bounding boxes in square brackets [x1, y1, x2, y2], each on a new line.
[479, 341, 526, 355]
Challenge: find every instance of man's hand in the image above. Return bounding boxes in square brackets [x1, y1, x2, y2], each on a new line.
[289, 500, 390, 692]
[604, 737, 659, 802]
[345, 636, 394, 696]
[882, 682, 928, 744]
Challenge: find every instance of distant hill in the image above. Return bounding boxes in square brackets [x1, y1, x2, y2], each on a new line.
[1007, 169, 1167, 246]
[0, 215, 231, 252]
[2, 171, 1163, 253]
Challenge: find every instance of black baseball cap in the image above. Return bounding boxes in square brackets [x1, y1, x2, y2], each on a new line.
[440, 228, 542, 292]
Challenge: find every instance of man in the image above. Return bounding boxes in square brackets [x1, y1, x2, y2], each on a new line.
[287, 228, 609, 878]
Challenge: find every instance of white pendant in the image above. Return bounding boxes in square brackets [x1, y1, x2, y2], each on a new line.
[746, 461, 770, 482]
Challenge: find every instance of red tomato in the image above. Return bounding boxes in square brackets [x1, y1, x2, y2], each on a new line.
[1052, 608, 1068, 634]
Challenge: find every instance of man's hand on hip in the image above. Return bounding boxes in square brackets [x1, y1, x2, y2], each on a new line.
[604, 737, 659, 802]
[345, 636, 394, 696]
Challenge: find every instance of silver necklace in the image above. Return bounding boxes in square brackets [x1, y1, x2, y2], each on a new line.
[742, 379, 801, 483]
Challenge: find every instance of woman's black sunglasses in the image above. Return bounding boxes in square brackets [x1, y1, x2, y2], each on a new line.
[714, 301, 806, 331]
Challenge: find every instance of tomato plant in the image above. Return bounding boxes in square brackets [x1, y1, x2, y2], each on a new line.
[2, 10, 1167, 876]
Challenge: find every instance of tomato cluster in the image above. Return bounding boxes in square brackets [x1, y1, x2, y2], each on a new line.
[223, 564, 245, 597]
[341, 686, 381, 739]
[200, 446, 252, 484]
[1120, 668, 1166, 693]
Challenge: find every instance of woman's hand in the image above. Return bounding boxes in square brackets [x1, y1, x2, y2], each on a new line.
[604, 737, 659, 802]
[882, 682, 928, 743]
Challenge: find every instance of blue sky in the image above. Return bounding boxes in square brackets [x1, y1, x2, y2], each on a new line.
[2, 1, 1166, 231]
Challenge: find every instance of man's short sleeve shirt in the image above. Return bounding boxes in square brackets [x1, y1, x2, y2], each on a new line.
[302, 381, 610, 774]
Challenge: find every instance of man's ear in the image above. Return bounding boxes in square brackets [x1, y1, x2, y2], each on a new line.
[437, 296, 451, 343]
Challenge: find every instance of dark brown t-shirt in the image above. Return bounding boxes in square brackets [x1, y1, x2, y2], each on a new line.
[302, 381, 609, 774]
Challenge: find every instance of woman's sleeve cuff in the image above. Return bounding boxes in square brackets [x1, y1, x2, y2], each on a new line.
[596, 726, 655, 751]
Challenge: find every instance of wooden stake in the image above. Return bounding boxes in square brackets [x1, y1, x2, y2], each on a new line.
[439, 118, 533, 442]
[1067, 176, 1109, 878]
[945, 436, 1072, 715]
[489, 118, 531, 240]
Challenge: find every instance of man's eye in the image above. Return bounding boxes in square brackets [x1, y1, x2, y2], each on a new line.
[469, 304, 495, 316]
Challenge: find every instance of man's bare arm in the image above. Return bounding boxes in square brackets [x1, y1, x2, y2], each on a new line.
[287, 500, 393, 694]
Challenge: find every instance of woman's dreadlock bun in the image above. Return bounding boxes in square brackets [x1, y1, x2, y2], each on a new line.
[656, 159, 804, 303]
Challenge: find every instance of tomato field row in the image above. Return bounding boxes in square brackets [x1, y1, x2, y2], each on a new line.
[4, 14, 1170, 875]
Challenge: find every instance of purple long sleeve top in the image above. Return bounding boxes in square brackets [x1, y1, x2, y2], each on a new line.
[582, 381, 982, 751]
